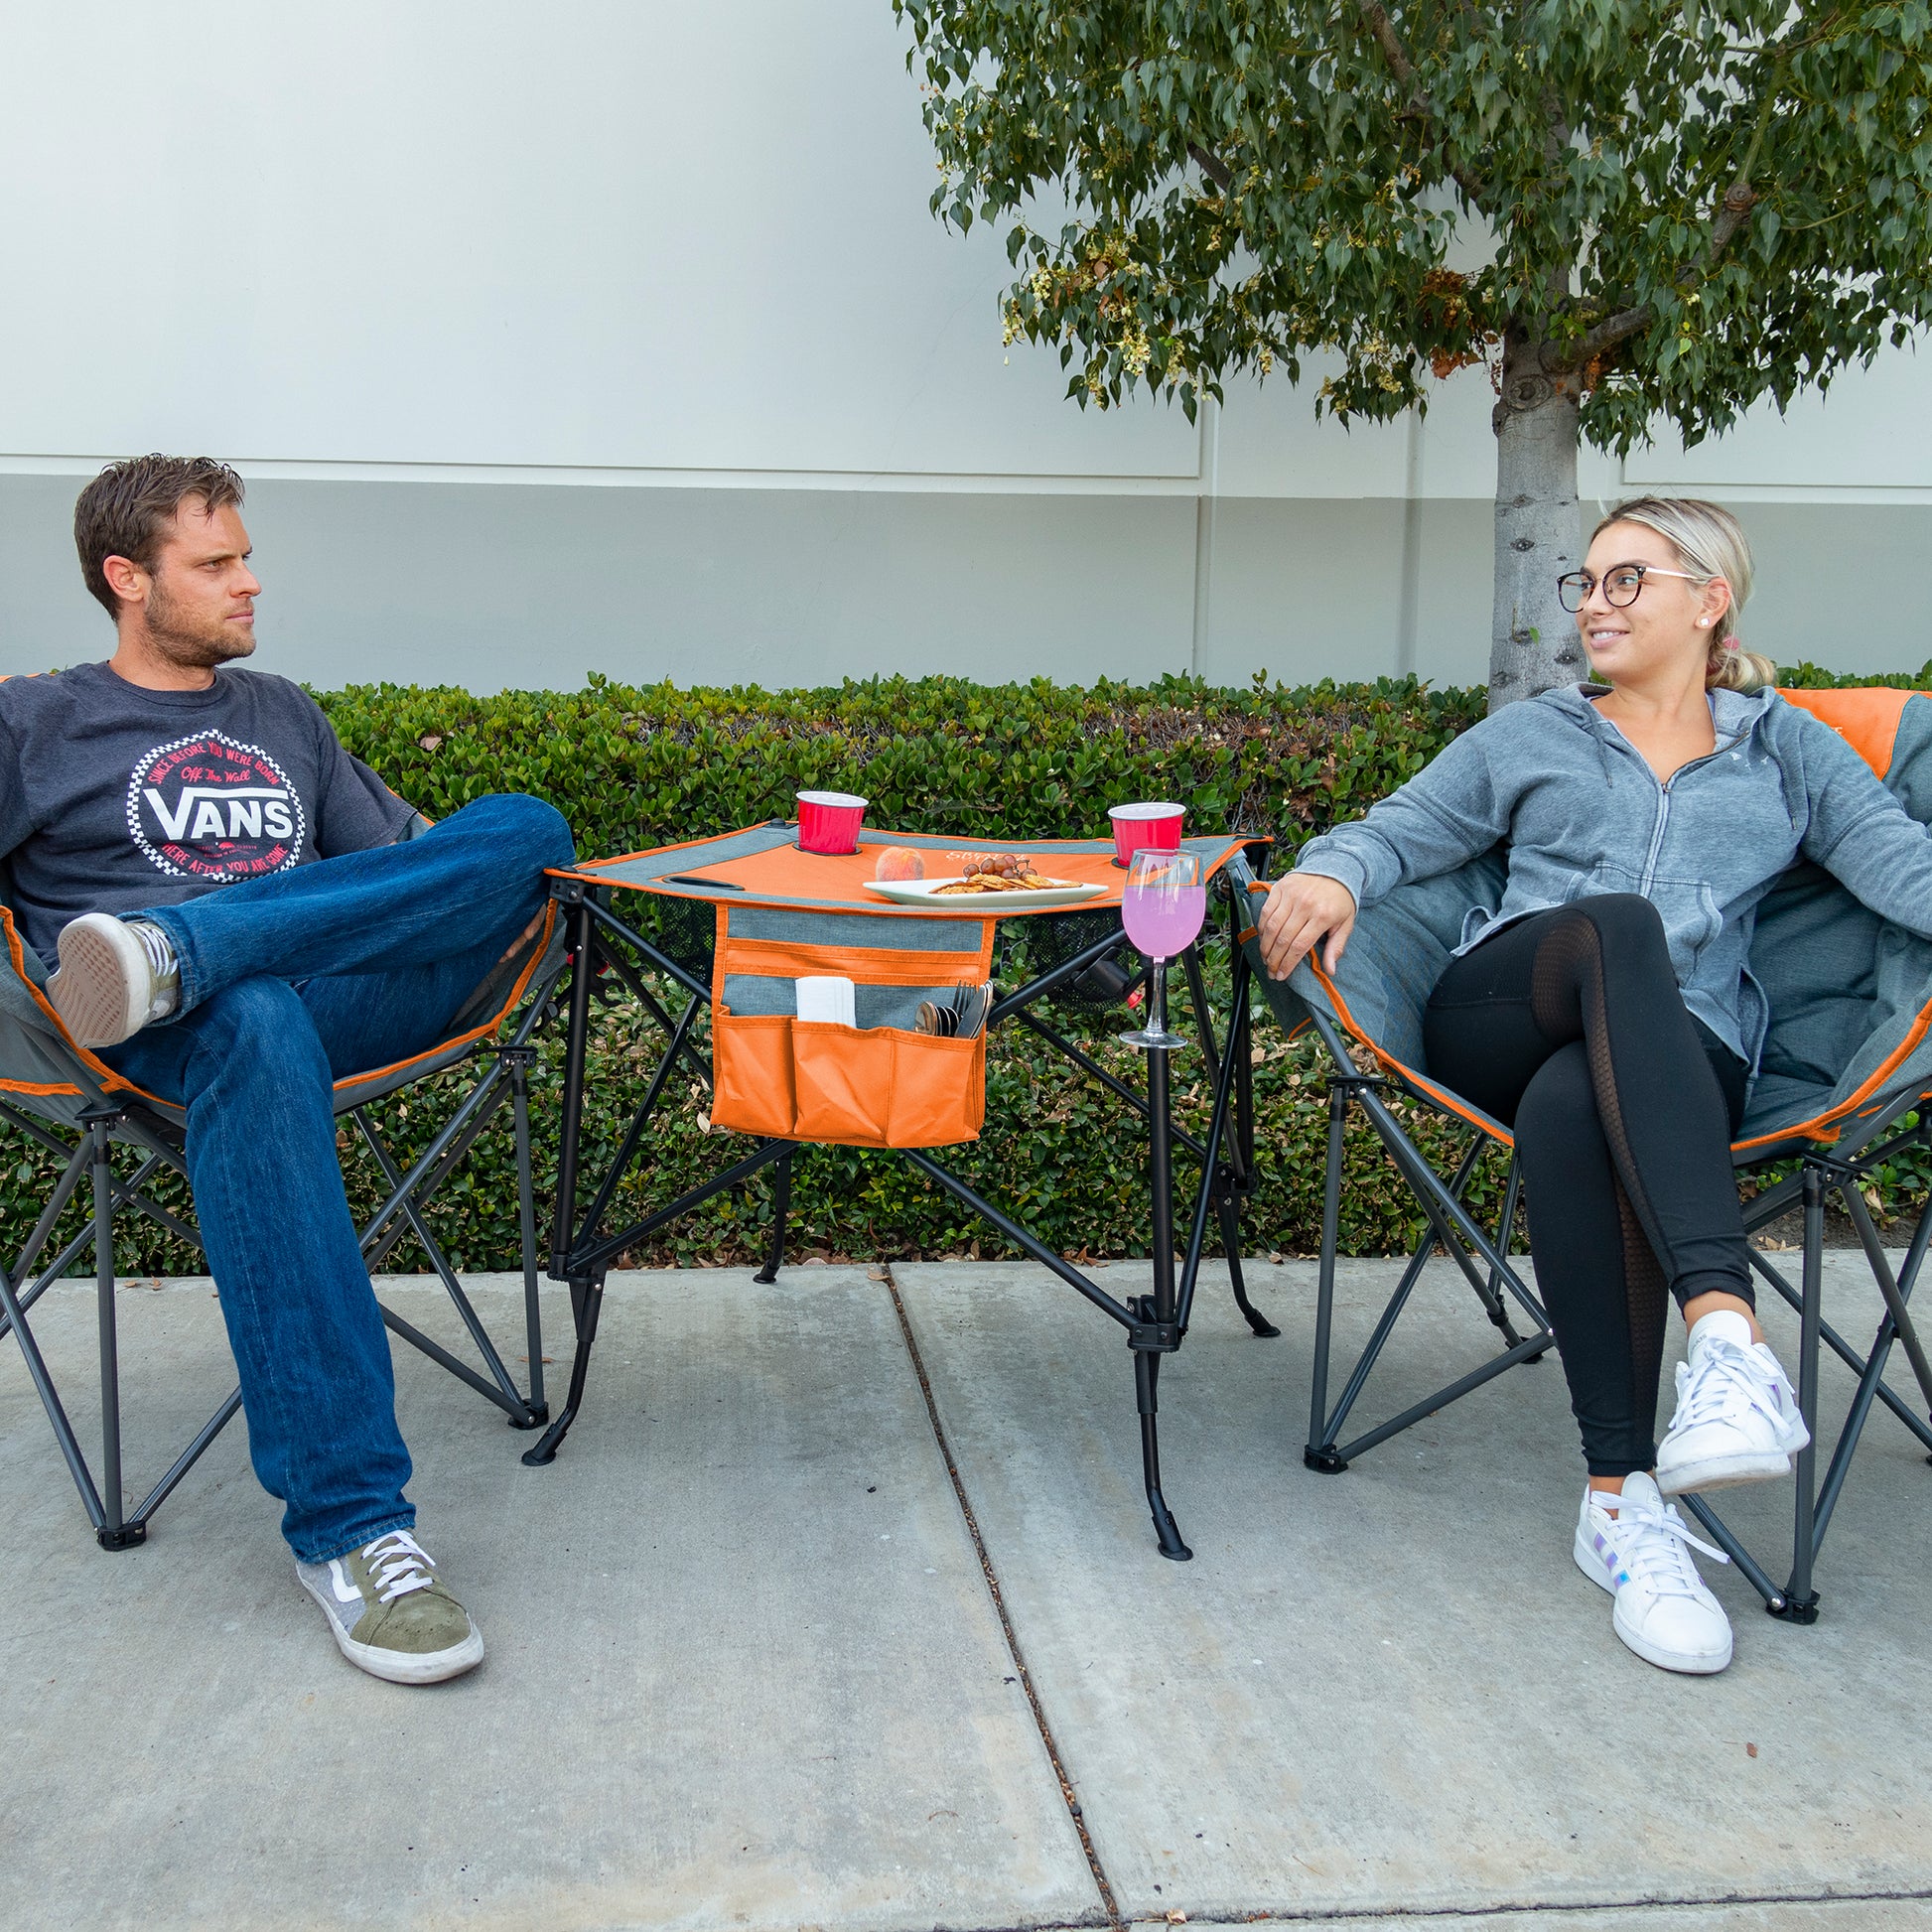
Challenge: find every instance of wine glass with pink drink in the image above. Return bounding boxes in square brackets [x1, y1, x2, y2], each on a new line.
[1119, 849, 1205, 1050]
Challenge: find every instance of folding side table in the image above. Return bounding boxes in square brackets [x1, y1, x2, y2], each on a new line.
[523, 823, 1273, 1559]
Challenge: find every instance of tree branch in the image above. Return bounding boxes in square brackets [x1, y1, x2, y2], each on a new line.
[1575, 306, 1655, 363]
[1355, 0, 1488, 203]
[1562, 171, 1754, 375]
[1707, 179, 1758, 262]
[1187, 140, 1233, 191]
[1357, 0, 1424, 93]
[1567, 52, 1780, 372]
[1707, 44, 1782, 265]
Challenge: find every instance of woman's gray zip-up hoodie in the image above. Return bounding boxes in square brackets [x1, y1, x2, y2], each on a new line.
[1293, 682, 1932, 1072]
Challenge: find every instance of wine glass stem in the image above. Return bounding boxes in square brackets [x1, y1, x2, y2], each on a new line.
[1151, 959, 1169, 1039]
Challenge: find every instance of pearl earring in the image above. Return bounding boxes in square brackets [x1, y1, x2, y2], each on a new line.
[1698, 619, 1710, 627]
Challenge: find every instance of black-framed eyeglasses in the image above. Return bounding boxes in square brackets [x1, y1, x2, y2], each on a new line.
[1556, 563, 1703, 613]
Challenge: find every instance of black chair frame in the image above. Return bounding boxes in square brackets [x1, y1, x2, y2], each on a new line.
[1299, 1006, 1932, 1622]
[0, 992, 555, 1551]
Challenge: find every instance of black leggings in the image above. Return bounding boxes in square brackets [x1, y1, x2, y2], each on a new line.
[1423, 896, 1751, 1478]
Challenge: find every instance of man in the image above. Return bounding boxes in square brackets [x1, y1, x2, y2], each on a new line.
[0, 456, 574, 1684]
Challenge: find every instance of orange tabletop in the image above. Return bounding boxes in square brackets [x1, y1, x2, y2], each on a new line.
[551, 824, 1255, 917]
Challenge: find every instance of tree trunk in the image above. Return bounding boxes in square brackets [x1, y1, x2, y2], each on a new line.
[1488, 325, 1586, 709]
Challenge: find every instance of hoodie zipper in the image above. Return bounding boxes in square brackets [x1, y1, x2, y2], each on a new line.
[1609, 716, 1750, 897]
[1638, 780, 1671, 895]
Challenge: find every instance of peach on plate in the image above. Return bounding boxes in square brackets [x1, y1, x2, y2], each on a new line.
[873, 846, 926, 882]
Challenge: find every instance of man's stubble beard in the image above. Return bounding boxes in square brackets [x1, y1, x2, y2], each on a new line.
[143, 576, 257, 670]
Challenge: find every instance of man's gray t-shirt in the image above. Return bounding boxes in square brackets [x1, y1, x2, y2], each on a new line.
[0, 662, 417, 966]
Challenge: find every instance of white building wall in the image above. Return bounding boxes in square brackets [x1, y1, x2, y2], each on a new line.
[2, 1, 1924, 692]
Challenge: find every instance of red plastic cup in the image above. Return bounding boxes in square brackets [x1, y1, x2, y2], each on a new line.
[1108, 800, 1183, 867]
[797, 790, 868, 855]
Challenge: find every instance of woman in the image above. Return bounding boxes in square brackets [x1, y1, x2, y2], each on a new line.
[1259, 496, 1932, 1675]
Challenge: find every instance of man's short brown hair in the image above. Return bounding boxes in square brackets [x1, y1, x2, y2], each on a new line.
[73, 455, 246, 619]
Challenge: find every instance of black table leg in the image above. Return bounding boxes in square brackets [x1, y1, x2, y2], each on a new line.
[1212, 932, 1276, 1337]
[522, 1271, 607, 1466]
[1137, 1041, 1192, 1561]
[754, 1151, 792, 1285]
[549, 895, 596, 1281]
[527, 894, 606, 1468]
[1220, 1194, 1281, 1337]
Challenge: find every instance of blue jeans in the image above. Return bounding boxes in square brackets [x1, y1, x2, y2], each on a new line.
[102, 793, 575, 1563]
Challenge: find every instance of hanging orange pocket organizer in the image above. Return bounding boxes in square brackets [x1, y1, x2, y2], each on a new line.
[708, 903, 995, 1149]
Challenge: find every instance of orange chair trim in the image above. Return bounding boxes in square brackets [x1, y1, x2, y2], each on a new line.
[0, 899, 556, 1115]
[1312, 946, 1932, 1159]
[1310, 957, 1517, 1149]
[1776, 686, 1922, 779]
[1, 907, 168, 1108]
[328, 900, 559, 1092]
[1728, 984, 1932, 1153]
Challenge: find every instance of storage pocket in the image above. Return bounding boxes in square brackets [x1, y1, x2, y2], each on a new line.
[885, 1028, 985, 1148]
[709, 903, 994, 1148]
[791, 1020, 896, 1144]
[710, 1013, 798, 1141]
[1574, 862, 1723, 975]
[713, 1015, 986, 1148]
[786, 1022, 987, 1148]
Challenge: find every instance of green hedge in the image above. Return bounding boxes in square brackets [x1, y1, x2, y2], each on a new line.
[1780, 660, 1932, 691]
[317, 669, 1486, 861]
[5, 664, 1927, 1278]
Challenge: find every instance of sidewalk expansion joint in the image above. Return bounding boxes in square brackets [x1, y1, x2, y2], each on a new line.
[881, 1262, 1123, 1932]
[1182, 1879, 1932, 1923]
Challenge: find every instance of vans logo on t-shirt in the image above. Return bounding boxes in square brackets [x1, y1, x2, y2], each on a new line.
[124, 732, 308, 883]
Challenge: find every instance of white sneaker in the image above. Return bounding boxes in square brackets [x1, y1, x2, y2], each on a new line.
[47, 913, 180, 1047]
[1655, 1310, 1810, 1497]
[1574, 1471, 1733, 1674]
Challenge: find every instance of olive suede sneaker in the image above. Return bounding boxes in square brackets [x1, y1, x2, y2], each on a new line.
[48, 913, 180, 1047]
[296, 1530, 483, 1685]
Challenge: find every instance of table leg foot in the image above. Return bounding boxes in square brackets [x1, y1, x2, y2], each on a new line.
[520, 1275, 604, 1467]
[1146, 1475, 1194, 1562]
[752, 1151, 792, 1286]
[1136, 1341, 1192, 1560]
[1220, 1197, 1280, 1337]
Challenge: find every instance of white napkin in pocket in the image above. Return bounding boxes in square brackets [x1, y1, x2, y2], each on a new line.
[795, 976, 858, 1028]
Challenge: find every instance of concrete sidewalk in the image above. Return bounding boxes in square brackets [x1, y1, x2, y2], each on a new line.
[3, 1255, 1929, 1931]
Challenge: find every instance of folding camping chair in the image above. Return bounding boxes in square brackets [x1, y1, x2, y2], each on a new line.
[0, 879, 565, 1550]
[1237, 686, 1932, 1621]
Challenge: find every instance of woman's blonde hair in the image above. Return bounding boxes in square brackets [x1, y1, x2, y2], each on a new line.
[1589, 495, 1778, 692]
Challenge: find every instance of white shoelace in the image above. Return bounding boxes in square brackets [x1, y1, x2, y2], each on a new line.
[1675, 1336, 1782, 1430]
[126, 921, 181, 1020]
[1589, 1492, 1730, 1596]
[359, 1529, 438, 1604]
[127, 919, 177, 979]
